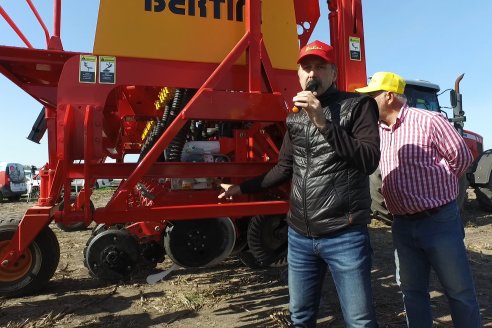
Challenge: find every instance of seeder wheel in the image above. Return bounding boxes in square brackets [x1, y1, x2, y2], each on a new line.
[246, 214, 288, 267]
[0, 219, 60, 297]
[84, 228, 140, 282]
[164, 218, 236, 268]
[90, 223, 165, 270]
[56, 197, 95, 232]
[139, 239, 165, 269]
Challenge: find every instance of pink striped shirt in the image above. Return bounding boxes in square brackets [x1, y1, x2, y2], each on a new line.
[379, 104, 473, 215]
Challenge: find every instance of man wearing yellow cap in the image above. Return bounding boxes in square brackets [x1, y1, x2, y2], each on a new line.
[220, 40, 380, 327]
[356, 72, 482, 328]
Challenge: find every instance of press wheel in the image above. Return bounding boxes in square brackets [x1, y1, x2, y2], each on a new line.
[164, 218, 236, 268]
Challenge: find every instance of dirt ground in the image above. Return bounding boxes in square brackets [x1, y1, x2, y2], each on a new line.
[0, 188, 491, 328]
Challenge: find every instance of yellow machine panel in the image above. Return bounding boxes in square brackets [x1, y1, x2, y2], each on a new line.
[93, 0, 298, 70]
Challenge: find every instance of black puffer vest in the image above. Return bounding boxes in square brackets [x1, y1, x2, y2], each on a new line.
[286, 91, 372, 237]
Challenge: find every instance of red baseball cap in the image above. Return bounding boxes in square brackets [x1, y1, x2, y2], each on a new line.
[297, 40, 335, 64]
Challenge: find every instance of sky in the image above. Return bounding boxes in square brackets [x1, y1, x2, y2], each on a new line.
[0, 0, 491, 167]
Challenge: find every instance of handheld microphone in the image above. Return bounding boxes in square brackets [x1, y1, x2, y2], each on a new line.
[292, 80, 319, 113]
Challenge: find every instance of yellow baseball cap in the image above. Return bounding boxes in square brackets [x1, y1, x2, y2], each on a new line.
[355, 72, 406, 95]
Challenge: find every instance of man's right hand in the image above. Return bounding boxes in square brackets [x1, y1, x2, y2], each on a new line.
[218, 183, 242, 199]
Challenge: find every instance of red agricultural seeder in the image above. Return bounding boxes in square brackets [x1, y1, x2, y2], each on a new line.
[0, 0, 367, 297]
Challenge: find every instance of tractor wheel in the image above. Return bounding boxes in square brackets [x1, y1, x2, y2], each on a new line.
[247, 214, 287, 267]
[56, 196, 94, 232]
[475, 176, 492, 212]
[0, 219, 60, 297]
[369, 168, 392, 225]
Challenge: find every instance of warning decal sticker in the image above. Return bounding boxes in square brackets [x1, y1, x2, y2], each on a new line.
[79, 55, 97, 83]
[349, 37, 361, 61]
[99, 56, 116, 84]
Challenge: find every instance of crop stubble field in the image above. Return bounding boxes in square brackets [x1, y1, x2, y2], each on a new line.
[0, 188, 491, 328]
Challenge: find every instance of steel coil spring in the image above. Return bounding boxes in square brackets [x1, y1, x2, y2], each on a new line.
[164, 88, 196, 161]
[135, 88, 197, 204]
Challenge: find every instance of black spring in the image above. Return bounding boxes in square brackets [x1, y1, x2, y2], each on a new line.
[138, 88, 196, 163]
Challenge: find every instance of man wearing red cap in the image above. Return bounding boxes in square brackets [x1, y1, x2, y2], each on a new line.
[220, 40, 380, 327]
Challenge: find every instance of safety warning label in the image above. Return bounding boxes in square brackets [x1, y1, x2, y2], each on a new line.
[99, 56, 116, 84]
[349, 36, 361, 61]
[79, 55, 97, 83]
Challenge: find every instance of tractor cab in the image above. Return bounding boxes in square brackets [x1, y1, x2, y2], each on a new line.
[404, 79, 441, 112]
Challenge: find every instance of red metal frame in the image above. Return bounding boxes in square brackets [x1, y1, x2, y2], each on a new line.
[0, 0, 62, 50]
[294, 0, 320, 47]
[0, 0, 366, 272]
[329, 0, 367, 91]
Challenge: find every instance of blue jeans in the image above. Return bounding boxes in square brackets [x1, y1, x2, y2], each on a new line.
[288, 225, 378, 328]
[392, 200, 482, 328]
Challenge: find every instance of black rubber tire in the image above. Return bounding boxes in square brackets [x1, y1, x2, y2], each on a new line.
[56, 196, 94, 232]
[247, 215, 287, 266]
[475, 175, 492, 212]
[369, 168, 393, 225]
[0, 218, 60, 297]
